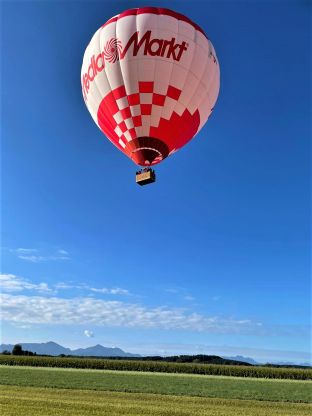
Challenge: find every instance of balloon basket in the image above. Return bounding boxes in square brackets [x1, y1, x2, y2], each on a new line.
[136, 168, 156, 186]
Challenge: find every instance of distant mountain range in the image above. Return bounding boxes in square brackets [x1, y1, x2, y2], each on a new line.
[0, 342, 309, 366]
[0, 341, 140, 358]
[222, 355, 311, 367]
[222, 355, 259, 365]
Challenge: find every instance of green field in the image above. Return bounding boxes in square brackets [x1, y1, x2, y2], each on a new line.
[1, 366, 311, 415]
[0, 366, 311, 402]
[1, 354, 310, 379]
[1, 386, 312, 416]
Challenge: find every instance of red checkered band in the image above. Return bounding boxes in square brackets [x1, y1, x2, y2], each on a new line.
[97, 82, 200, 166]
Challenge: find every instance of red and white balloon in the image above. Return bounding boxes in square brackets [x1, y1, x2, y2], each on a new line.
[81, 7, 220, 166]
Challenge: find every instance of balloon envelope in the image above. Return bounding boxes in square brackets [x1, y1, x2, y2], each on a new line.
[81, 7, 220, 166]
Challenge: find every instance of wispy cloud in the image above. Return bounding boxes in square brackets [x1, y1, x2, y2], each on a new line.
[1, 275, 130, 298]
[0, 274, 53, 293]
[12, 323, 33, 329]
[1, 276, 308, 341]
[165, 287, 196, 302]
[15, 248, 37, 254]
[84, 330, 94, 338]
[184, 295, 195, 301]
[54, 282, 129, 296]
[89, 287, 129, 295]
[11, 248, 70, 263]
[54, 282, 74, 290]
[0, 292, 264, 335]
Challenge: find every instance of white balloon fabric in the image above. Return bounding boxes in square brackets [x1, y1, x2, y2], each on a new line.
[81, 7, 220, 166]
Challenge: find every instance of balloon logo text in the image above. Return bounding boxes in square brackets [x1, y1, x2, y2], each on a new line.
[82, 31, 188, 101]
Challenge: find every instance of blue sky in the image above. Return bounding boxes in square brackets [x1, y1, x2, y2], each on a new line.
[1, 0, 310, 364]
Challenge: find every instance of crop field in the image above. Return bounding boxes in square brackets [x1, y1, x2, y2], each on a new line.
[0, 366, 311, 416]
[0, 355, 311, 379]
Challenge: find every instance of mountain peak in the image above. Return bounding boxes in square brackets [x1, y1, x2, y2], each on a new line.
[0, 342, 139, 358]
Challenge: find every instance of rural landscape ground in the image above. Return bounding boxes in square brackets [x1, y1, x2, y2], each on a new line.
[0, 358, 311, 415]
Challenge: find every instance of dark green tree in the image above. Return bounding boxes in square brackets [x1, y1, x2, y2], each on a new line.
[12, 344, 23, 355]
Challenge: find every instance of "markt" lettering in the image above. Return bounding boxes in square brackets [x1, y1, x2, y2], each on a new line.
[82, 30, 188, 100]
[120, 30, 188, 61]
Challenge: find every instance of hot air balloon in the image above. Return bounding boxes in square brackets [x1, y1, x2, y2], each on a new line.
[81, 7, 220, 185]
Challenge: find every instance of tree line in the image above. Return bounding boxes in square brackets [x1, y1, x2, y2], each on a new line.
[2, 344, 37, 356]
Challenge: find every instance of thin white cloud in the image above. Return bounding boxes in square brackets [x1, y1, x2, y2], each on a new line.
[19, 254, 70, 262]
[0, 275, 129, 299]
[10, 248, 70, 262]
[90, 287, 129, 295]
[0, 292, 262, 334]
[84, 330, 94, 338]
[54, 282, 74, 290]
[0, 274, 53, 293]
[15, 248, 38, 254]
[54, 282, 130, 296]
[12, 323, 33, 329]
[18, 255, 46, 263]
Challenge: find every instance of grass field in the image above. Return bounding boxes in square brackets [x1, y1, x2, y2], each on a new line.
[1, 366, 311, 415]
[1, 385, 312, 416]
[0, 366, 311, 402]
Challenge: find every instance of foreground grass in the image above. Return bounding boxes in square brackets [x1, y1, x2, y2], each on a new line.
[1, 386, 312, 416]
[0, 366, 311, 403]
